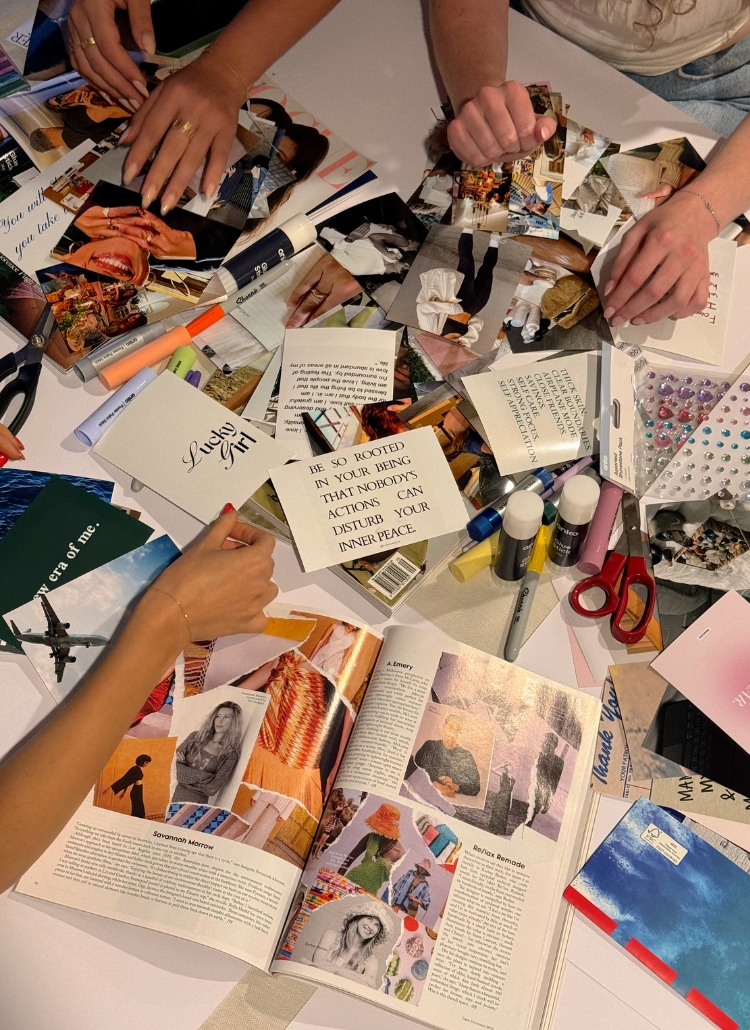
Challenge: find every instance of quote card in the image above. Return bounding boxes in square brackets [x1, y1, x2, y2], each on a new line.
[462, 352, 599, 476]
[276, 327, 399, 455]
[270, 426, 468, 572]
[94, 371, 293, 523]
[0, 141, 90, 274]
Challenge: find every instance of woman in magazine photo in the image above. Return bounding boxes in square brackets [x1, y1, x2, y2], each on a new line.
[428, 0, 750, 329]
[308, 905, 393, 988]
[63, 0, 341, 216]
[0, 506, 277, 893]
[171, 701, 244, 805]
[106, 753, 152, 817]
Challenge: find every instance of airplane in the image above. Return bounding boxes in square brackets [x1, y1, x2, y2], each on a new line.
[10, 595, 109, 683]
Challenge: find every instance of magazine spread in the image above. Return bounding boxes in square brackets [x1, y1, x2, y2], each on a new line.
[15, 608, 600, 1030]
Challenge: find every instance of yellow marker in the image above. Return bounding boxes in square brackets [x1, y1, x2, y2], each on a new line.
[166, 345, 197, 379]
[449, 530, 501, 583]
[504, 525, 549, 663]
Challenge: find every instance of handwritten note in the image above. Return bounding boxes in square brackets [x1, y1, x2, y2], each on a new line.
[94, 372, 293, 523]
[0, 143, 92, 274]
[269, 426, 467, 572]
[276, 327, 398, 456]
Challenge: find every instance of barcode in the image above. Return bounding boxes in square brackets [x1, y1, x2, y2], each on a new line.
[368, 552, 422, 600]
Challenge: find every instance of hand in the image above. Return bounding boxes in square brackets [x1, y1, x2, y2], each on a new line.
[115, 211, 197, 259]
[141, 506, 277, 643]
[121, 52, 246, 214]
[67, 0, 154, 111]
[641, 182, 675, 207]
[603, 190, 717, 326]
[285, 253, 361, 328]
[432, 778, 457, 798]
[448, 82, 557, 167]
[75, 204, 143, 239]
[0, 426, 24, 467]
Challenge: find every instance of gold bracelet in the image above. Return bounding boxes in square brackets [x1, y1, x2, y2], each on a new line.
[681, 189, 722, 235]
[204, 46, 248, 98]
[150, 587, 192, 642]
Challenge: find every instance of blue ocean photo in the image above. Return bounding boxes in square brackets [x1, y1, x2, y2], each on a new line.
[0, 469, 113, 539]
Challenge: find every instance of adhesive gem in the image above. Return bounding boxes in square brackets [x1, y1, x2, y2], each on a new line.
[702, 427, 712, 434]
[722, 429, 731, 437]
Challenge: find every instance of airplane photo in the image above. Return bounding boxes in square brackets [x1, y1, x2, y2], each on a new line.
[11, 595, 109, 683]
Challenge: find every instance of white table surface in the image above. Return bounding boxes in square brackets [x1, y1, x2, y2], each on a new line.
[0, 3, 722, 1028]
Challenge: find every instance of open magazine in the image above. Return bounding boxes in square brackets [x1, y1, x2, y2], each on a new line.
[16, 601, 600, 1030]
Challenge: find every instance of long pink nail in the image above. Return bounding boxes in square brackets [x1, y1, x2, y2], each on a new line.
[603, 306, 615, 319]
[604, 279, 615, 296]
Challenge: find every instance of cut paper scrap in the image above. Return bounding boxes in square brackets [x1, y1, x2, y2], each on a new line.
[647, 362, 750, 500]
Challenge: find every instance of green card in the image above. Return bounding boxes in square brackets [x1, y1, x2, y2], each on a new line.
[0, 476, 153, 654]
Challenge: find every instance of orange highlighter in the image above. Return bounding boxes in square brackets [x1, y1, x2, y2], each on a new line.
[98, 306, 225, 390]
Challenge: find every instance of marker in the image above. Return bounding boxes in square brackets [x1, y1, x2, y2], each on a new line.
[74, 367, 156, 447]
[166, 345, 196, 378]
[467, 467, 555, 542]
[504, 525, 549, 662]
[185, 369, 202, 387]
[540, 456, 594, 500]
[98, 308, 225, 390]
[450, 530, 501, 583]
[577, 481, 623, 576]
[74, 321, 167, 383]
[222, 260, 293, 311]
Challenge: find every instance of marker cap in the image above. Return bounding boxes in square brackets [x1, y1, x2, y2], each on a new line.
[557, 475, 601, 527]
[503, 491, 544, 540]
[532, 466, 555, 492]
[467, 506, 504, 541]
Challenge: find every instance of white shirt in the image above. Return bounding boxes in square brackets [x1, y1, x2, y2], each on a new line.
[521, 0, 750, 75]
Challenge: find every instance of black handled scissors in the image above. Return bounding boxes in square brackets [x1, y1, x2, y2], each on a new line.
[0, 305, 56, 434]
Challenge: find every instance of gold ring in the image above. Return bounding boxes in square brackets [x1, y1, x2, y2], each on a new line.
[171, 117, 196, 138]
[79, 36, 97, 50]
[309, 288, 327, 301]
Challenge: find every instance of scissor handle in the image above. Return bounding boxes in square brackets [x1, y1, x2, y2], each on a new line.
[569, 551, 627, 618]
[0, 350, 20, 383]
[610, 556, 656, 645]
[0, 364, 39, 435]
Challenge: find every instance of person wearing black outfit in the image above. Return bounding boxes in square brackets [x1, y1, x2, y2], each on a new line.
[108, 754, 151, 818]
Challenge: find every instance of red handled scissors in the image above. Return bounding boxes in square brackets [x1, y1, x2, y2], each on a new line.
[569, 492, 655, 645]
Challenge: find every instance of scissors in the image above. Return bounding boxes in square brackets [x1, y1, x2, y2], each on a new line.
[569, 491, 656, 645]
[0, 305, 56, 435]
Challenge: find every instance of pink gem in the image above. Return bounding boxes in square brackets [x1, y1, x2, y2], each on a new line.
[658, 406, 674, 419]
[677, 409, 691, 423]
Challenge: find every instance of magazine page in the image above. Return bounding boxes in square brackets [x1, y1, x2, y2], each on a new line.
[14, 603, 383, 970]
[272, 626, 600, 1030]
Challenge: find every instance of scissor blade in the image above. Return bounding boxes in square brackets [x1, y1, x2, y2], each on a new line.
[621, 492, 644, 558]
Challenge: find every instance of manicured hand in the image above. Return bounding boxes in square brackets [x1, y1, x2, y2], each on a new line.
[144, 506, 277, 642]
[286, 253, 361, 328]
[115, 210, 197, 258]
[67, 0, 154, 111]
[75, 203, 143, 238]
[603, 190, 718, 326]
[121, 52, 247, 215]
[0, 425, 24, 467]
[448, 82, 557, 167]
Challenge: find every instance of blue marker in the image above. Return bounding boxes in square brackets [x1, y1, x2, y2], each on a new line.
[467, 467, 555, 542]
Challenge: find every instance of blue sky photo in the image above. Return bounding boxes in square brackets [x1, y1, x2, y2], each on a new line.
[0, 469, 113, 539]
[571, 797, 750, 1026]
[6, 535, 179, 698]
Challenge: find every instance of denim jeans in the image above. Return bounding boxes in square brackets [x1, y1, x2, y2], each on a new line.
[510, 0, 750, 137]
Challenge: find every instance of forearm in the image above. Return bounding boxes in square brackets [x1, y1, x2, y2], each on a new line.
[428, 0, 510, 112]
[0, 591, 185, 892]
[683, 114, 750, 228]
[206, 0, 344, 86]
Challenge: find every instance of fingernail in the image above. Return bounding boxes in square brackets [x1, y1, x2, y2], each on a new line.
[142, 32, 156, 55]
[632, 317, 645, 325]
[541, 125, 553, 140]
[161, 197, 174, 216]
[603, 306, 615, 319]
[123, 164, 136, 185]
[604, 279, 615, 296]
[132, 80, 149, 99]
[120, 128, 133, 146]
[221, 503, 234, 514]
[610, 316, 625, 328]
[14, 437, 24, 449]
[286, 316, 303, 328]
[118, 97, 136, 113]
[100, 90, 114, 104]
[141, 186, 156, 208]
